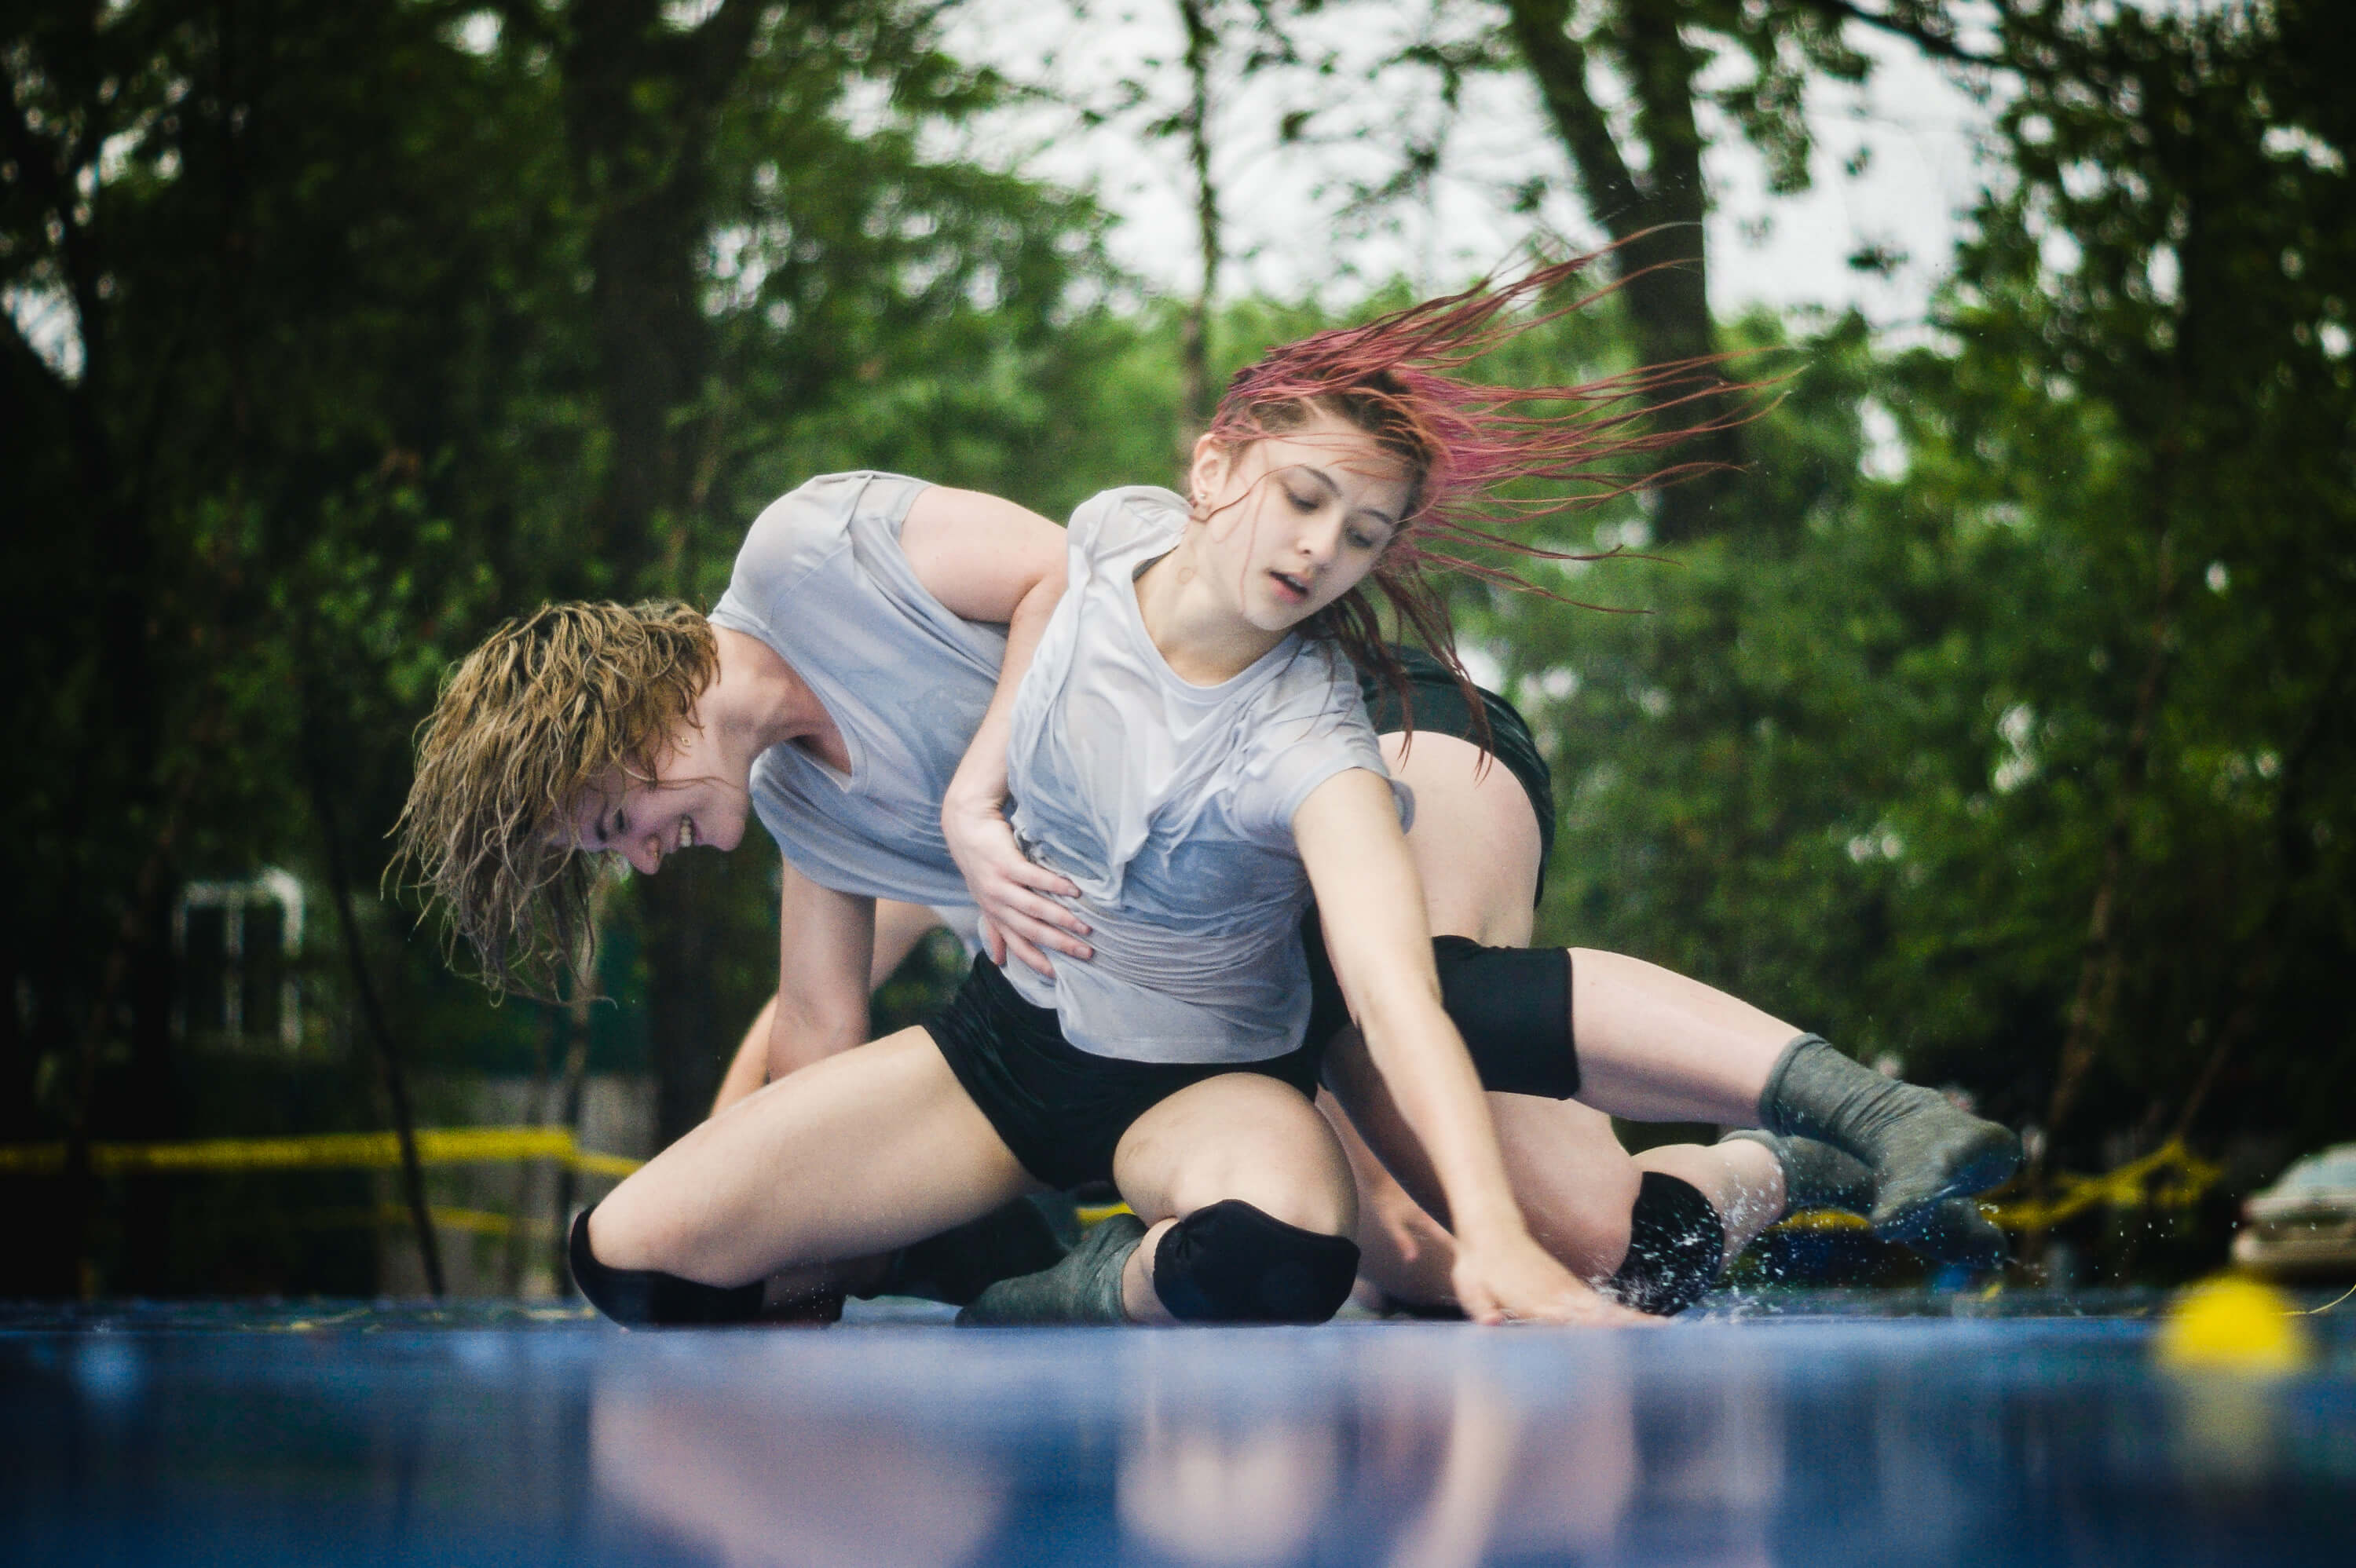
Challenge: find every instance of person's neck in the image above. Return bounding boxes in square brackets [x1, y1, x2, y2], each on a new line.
[1133, 537, 1287, 687]
[707, 626, 846, 771]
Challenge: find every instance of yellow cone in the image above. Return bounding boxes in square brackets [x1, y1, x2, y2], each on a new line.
[2155, 1276, 2314, 1376]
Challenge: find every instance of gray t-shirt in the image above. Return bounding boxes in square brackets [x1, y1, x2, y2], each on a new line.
[1003, 486, 1408, 1064]
[709, 471, 1008, 912]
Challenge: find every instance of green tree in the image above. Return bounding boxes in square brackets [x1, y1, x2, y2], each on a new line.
[0, 0, 1124, 1294]
[1474, 1, 2356, 1269]
[1491, 0, 1867, 541]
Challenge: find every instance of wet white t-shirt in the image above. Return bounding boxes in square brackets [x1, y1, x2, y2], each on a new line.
[1003, 486, 1410, 1063]
[709, 471, 1005, 916]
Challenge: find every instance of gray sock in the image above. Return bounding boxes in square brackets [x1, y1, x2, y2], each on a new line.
[1722, 1128, 1873, 1212]
[957, 1212, 1145, 1326]
[1722, 1129, 2009, 1270]
[1756, 1036, 2021, 1244]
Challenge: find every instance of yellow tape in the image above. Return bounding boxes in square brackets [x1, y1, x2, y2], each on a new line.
[0, 1126, 643, 1180]
[1985, 1138, 2222, 1232]
[1757, 1138, 2228, 1241]
[290, 1204, 563, 1241]
[409, 1204, 556, 1240]
[0, 1131, 2230, 1244]
[1769, 1208, 1873, 1234]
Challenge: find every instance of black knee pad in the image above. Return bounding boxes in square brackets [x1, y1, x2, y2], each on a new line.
[1432, 937, 1578, 1098]
[1151, 1200, 1361, 1324]
[1606, 1172, 1724, 1317]
[569, 1207, 767, 1327]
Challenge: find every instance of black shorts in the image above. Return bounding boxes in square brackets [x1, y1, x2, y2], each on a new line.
[924, 956, 1326, 1191]
[1300, 917, 1577, 1101]
[1355, 645, 1556, 892]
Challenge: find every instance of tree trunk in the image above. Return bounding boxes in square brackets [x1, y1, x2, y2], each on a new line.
[1501, 0, 1740, 542]
[1175, 0, 1224, 444]
[308, 751, 445, 1298]
[559, 0, 763, 1147]
[2038, 527, 2178, 1159]
[547, 967, 598, 1296]
[640, 860, 734, 1146]
[2165, 639, 2352, 1142]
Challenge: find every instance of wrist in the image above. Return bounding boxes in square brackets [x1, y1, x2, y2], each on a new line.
[1449, 1202, 1533, 1252]
[942, 775, 1001, 814]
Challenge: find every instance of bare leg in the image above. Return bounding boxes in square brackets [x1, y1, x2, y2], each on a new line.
[1382, 729, 1841, 1131]
[1317, 1088, 1459, 1306]
[1631, 1139, 1785, 1270]
[1569, 948, 1792, 1126]
[1352, 731, 1781, 1304]
[1326, 1031, 1645, 1288]
[1112, 1073, 1359, 1323]
[591, 1027, 1039, 1285]
[962, 1071, 1360, 1325]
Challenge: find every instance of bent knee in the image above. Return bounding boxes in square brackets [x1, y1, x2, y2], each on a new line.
[569, 1206, 768, 1327]
[1492, 1095, 1640, 1276]
[1153, 1200, 1362, 1324]
[1125, 1076, 1357, 1237]
[584, 1186, 660, 1272]
[1209, 1166, 1355, 1241]
[1530, 1193, 1637, 1283]
[584, 1180, 715, 1281]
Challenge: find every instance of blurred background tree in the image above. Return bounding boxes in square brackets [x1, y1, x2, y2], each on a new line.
[1472, 0, 2356, 1274]
[4, 0, 2348, 1296]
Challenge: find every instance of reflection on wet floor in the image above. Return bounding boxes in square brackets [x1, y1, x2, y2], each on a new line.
[3, 1292, 2351, 1566]
[575, 1332, 1796, 1567]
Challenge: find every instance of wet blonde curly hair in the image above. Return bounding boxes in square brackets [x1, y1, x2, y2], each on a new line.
[395, 601, 718, 1000]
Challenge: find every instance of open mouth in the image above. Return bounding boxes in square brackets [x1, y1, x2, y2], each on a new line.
[1269, 570, 1310, 605]
[679, 817, 699, 851]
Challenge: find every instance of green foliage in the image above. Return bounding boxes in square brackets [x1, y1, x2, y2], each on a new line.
[0, 0, 1132, 1292]
[5, 0, 2349, 1296]
[1472, 2, 2356, 1189]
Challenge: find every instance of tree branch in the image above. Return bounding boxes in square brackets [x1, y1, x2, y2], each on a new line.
[690, 0, 766, 101]
[1788, 0, 2003, 69]
[1501, 0, 1647, 239]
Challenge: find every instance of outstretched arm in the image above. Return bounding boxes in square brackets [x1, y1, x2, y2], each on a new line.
[899, 486, 1092, 978]
[1293, 770, 1645, 1326]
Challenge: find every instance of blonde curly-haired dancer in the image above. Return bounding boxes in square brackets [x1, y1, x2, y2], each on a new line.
[402, 261, 2016, 1325]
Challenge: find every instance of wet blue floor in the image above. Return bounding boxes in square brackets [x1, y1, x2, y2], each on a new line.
[5, 1291, 2353, 1566]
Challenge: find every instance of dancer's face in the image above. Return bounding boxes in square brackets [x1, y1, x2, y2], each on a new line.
[1187, 410, 1413, 634]
[563, 717, 750, 876]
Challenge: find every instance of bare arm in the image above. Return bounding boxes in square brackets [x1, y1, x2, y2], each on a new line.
[753, 856, 879, 1091]
[712, 900, 951, 1116]
[712, 997, 774, 1114]
[1294, 770, 1637, 1325]
[898, 486, 1090, 977]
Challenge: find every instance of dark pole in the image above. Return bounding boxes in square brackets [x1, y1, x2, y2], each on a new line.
[308, 763, 444, 1297]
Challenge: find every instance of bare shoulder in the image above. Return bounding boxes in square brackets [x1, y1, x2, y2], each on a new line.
[898, 487, 1067, 622]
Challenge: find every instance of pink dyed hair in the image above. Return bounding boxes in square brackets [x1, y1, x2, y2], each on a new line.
[1204, 250, 1745, 747]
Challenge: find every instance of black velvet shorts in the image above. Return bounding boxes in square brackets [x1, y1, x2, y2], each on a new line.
[1355, 644, 1557, 892]
[924, 956, 1326, 1191]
